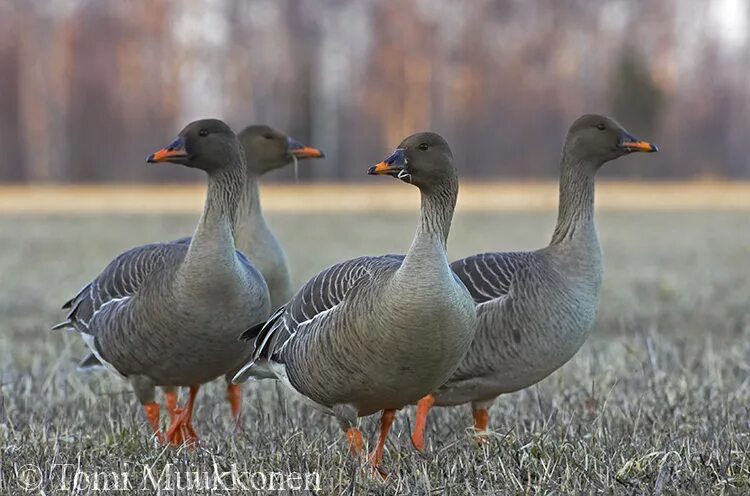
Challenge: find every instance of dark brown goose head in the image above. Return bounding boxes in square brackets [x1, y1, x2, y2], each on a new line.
[238, 124, 324, 175]
[368, 132, 457, 193]
[147, 119, 241, 173]
[564, 114, 658, 167]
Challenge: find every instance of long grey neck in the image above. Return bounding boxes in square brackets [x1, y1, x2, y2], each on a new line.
[234, 172, 274, 254]
[183, 163, 245, 272]
[550, 153, 598, 246]
[399, 180, 457, 274]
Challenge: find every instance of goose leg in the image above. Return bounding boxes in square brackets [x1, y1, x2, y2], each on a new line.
[370, 409, 396, 476]
[131, 376, 162, 442]
[411, 394, 435, 452]
[165, 385, 200, 446]
[164, 387, 179, 424]
[226, 380, 242, 427]
[471, 398, 495, 444]
[333, 404, 362, 456]
[143, 403, 163, 442]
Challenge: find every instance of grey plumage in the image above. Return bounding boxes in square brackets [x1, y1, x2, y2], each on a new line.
[412, 115, 658, 446]
[71, 124, 323, 369]
[53, 119, 271, 441]
[233, 132, 477, 466]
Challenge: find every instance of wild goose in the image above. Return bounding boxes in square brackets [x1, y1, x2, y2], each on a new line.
[233, 132, 477, 472]
[409, 114, 658, 451]
[53, 119, 271, 445]
[73, 125, 323, 423]
[233, 125, 324, 308]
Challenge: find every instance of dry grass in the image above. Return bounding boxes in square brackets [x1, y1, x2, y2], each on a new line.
[1, 181, 750, 214]
[1, 207, 749, 494]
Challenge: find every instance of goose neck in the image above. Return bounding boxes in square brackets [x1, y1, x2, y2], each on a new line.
[550, 155, 598, 246]
[416, 181, 457, 249]
[186, 163, 246, 267]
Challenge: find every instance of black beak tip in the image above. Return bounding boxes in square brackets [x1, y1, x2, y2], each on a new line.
[367, 165, 378, 175]
[650, 144, 659, 153]
[146, 154, 156, 163]
[319, 151, 326, 159]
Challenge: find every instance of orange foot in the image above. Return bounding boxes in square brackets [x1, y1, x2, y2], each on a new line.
[227, 383, 242, 430]
[346, 427, 364, 456]
[411, 395, 435, 453]
[165, 385, 200, 447]
[143, 402, 164, 443]
[473, 408, 490, 446]
[370, 409, 396, 478]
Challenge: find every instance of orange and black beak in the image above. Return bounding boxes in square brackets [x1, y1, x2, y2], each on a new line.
[618, 132, 658, 153]
[368, 148, 407, 177]
[147, 136, 189, 164]
[288, 137, 324, 159]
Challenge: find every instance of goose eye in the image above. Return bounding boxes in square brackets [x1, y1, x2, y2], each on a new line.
[263, 133, 273, 140]
[198, 129, 209, 137]
[417, 143, 429, 151]
[596, 123, 606, 131]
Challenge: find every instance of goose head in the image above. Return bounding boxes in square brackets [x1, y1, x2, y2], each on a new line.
[147, 119, 241, 173]
[564, 114, 658, 168]
[238, 125, 324, 175]
[368, 132, 457, 193]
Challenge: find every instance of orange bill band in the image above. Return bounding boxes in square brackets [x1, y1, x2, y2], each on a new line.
[290, 146, 324, 159]
[147, 137, 187, 163]
[369, 161, 393, 174]
[620, 141, 658, 153]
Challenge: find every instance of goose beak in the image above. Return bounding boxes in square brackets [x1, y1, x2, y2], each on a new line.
[147, 136, 189, 164]
[368, 148, 407, 176]
[618, 133, 658, 153]
[288, 137, 325, 159]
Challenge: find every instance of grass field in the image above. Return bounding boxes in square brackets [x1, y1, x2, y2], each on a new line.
[1, 188, 749, 494]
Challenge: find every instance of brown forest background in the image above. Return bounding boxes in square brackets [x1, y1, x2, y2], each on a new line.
[1, 0, 749, 183]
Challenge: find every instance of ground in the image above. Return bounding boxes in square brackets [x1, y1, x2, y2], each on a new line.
[1, 197, 749, 494]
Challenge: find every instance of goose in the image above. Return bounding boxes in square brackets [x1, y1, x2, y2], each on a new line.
[233, 124, 324, 309]
[72, 125, 323, 423]
[53, 119, 271, 445]
[409, 114, 658, 451]
[232, 132, 477, 472]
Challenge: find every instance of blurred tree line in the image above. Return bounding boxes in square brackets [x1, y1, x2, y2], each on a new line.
[0, 0, 748, 183]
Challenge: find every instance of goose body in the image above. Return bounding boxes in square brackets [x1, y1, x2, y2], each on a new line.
[410, 115, 658, 450]
[74, 125, 323, 370]
[54, 119, 271, 443]
[234, 132, 477, 470]
[438, 230, 602, 406]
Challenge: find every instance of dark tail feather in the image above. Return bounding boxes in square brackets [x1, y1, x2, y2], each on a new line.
[61, 283, 91, 309]
[77, 353, 104, 371]
[240, 305, 285, 341]
[51, 320, 72, 331]
[241, 320, 267, 341]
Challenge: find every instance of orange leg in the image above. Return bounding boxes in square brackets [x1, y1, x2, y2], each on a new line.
[370, 409, 396, 475]
[473, 408, 490, 444]
[411, 394, 435, 452]
[165, 385, 200, 446]
[227, 383, 242, 426]
[165, 390, 179, 425]
[143, 402, 163, 442]
[346, 427, 364, 456]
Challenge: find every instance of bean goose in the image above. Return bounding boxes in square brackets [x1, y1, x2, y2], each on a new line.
[232, 132, 477, 472]
[409, 114, 658, 451]
[233, 125, 324, 308]
[53, 119, 271, 445]
[72, 125, 323, 422]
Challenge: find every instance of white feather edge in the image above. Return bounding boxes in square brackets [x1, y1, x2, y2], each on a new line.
[80, 334, 125, 378]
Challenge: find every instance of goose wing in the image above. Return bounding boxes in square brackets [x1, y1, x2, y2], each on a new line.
[55, 242, 184, 335]
[238, 254, 403, 370]
[450, 252, 533, 304]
